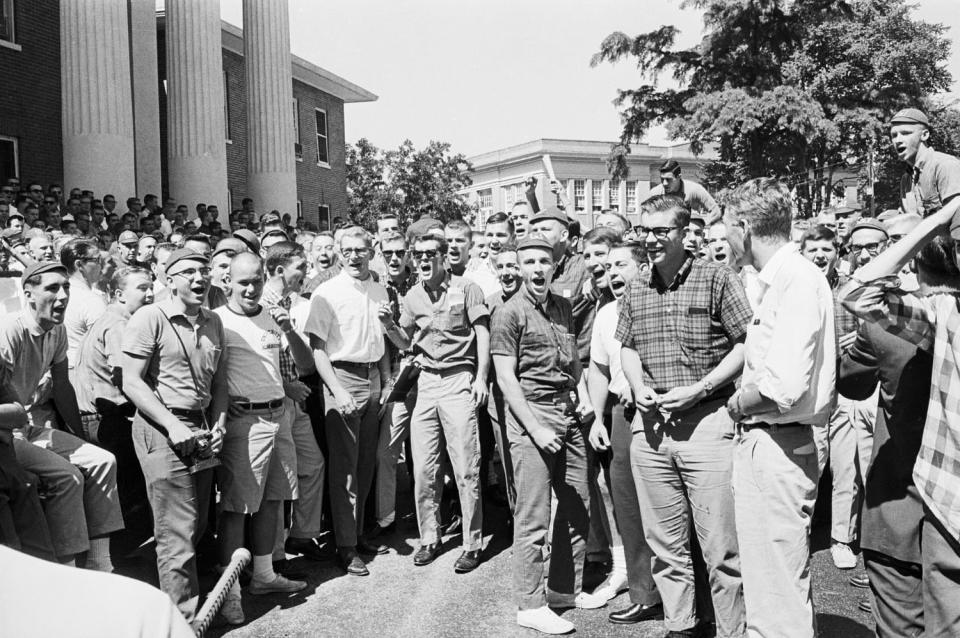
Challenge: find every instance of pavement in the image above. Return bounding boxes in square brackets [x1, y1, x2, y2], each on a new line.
[205, 470, 876, 638]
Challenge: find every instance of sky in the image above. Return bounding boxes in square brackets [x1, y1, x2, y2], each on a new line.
[217, 0, 960, 159]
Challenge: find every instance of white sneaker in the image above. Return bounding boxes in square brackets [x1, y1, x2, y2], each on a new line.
[546, 589, 607, 610]
[591, 572, 629, 602]
[219, 591, 245, 625]
[516, 606, 575, 635]
[248, 573, 308, 595]
[831, 542, 857, 570]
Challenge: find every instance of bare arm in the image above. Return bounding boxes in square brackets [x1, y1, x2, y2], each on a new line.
[121, 353, 194, 445]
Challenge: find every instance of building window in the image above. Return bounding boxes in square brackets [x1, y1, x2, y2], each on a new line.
[296, 200, 302, 220]
[0, 135, 18, 185]
[609, 179, 620, 212]
[626, 181, 637, 213]
[0, 0, 15, 44]
[223, 71, 231, 141]
[318, 204, 331, 229]
[502, 183, 524, 210]
[315, 109, 329, 166]
[573, 179, 586, 212]
[292, 98, 302, 160]
[478, 188, 493, 222]
[592, 181, 603, 212]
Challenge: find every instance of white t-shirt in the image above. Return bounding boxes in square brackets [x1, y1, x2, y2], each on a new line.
[64, 276, 107, 368]
[590, 299, 630, 399]
[214, 305, 285, 402]
[303, 271, 388, 363]
[463, 268, 501, 298]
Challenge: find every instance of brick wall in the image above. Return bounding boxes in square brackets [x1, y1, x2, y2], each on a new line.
[0, 0, 62, 186]
[223, 49, 248, 213]
[293, 80, 346, 229]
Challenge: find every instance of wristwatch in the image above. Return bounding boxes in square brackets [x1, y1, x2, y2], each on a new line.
[700, 380, 714, 395]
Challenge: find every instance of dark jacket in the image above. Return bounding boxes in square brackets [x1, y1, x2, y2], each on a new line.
[838, 321, 929, 564]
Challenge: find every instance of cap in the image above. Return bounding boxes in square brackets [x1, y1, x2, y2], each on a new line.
[529, 206, 569, 227]
[212, 237, 248, 257]
[516, 236, 554, 253]
[832, 205, 860, 217]
[261, 228, 288, 240]
[260, 212, 281, 226]
[232, 229, 260, 253]
[21, 261, 68, 285]
[848, 218, 889, 237]
[7, 211, 23, 220]
[164, 248, 209, 273]
[61, 214, 75, 222]
[118, 230, 139, 244]
[407, 217, 442, 239]
[889, 108, 930, 128]
[876, 209, 901, 222]
[688, 214, 707, 228]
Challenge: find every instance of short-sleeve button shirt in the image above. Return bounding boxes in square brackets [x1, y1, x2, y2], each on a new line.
[550, 252, 593, 364]
[614, 255, 752, 392]
[74, 304, 130, 412]
[0, 310, 68, 408]
[908, 144, 960, 216]
[122, 299, 225, 411]
[400, 274, 489, 370]
[490, 287, 577, 400]
[303, 271, 388, 364]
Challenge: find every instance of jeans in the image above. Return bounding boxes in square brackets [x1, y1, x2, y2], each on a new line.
[508, 393, 589, 610]
[132, 412, 214, 622]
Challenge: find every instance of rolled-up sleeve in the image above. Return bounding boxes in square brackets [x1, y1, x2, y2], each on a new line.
[842, 282, 935, 351]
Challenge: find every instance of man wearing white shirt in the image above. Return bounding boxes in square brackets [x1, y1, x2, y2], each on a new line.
[723, 178, 836, 638]
[61, 239, 107, 371]
[586, 241, 662, 624]
[304, 227, 391, 576]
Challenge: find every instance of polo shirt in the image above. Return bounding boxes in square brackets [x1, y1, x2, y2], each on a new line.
[0, 310, 67, 408]
[908, 144, 960, 216]
[64, 275, 107, 368]
[614, 254, 752, 393]
[214, 305, 285, 403]
[490, 287, 577, 401]
[73, 304, 130, 412]
[400, 274, 489, 370]
[303, 270, 388, 364]
[122, 299, 225, 411]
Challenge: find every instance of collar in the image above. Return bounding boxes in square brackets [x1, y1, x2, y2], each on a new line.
[914, 144, 933, 173]
[158, 297, 209, 324]
[649, 253, 695, 291]
[423, 271, 452, 293]
[521, 285, 553, 310]
[19, 310, 51, 337]
[757, 242, 799, 287]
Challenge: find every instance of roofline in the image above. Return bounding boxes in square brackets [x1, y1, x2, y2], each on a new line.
[466, 138, 711, 168]
[156, 12, 378, 104]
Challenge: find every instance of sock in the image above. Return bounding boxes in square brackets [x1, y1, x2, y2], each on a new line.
[228, 579, 241, 598]
[86, 537, 113, 572]
[252, 554, 276, 583]
[611, 545, 627, 579]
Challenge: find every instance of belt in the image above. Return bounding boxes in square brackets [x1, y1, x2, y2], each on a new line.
[739, 421, 807, 432]
[332, 360, 377, 375]
[170, 407, 205, 420]
[419, 363, 474, 376]
[234, 398, 284, 411]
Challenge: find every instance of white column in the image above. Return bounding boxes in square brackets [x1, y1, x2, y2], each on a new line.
[243, 0, 297, 217]
[166, 0, 228, 215]
[130, 0, 162, 198]
[60, 0, 135, 199]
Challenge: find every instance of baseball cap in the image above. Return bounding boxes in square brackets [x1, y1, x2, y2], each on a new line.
[529, 206, 570, 227]
[232, 229, 260, 253]
[118, 230, 139, 245]
[21, 261, 68, 285]
[889, 108, 930, 128]
[212, 237, 248, 257]
[260, 212, 282, 226]
[517, 236, 554, 253]
[848, 218, 889, 237]
[164, 248, 209, 274]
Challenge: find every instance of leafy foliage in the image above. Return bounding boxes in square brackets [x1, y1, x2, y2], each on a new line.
[346, 139, 474, 230]
[592, 0, 952, 214]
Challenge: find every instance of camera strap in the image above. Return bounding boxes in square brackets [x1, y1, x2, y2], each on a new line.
[158, 308, 211, 431]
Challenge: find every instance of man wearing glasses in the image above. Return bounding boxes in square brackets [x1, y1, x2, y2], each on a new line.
[617, 195, 751, 638]
[304, 227, 391, 576]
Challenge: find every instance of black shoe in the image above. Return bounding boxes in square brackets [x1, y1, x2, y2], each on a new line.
[357, 539, 389, 556]
[338, 549, 369, 576]
[272, 558, 310, 581]
[413, 543, 440, 566]
[453, 550, 481, 573]
[664, 627, 700, 638]
[858, 599, 872, 613]
[609, 602, 664, 624]
[849, 574, 870, 589]
[285, 537, 330, 562]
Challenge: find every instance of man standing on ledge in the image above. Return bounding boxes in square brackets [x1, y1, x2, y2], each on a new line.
[723, 178, 836, 638]
[492, 235, 604, 636]
[644, 160, 721, 224]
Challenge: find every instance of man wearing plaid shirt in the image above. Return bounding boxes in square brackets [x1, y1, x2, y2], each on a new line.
[842, 199, 960, 637]
[616, 195, 751, 638]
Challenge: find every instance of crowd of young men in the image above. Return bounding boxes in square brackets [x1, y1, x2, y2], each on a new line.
[2, 106, 960, 637]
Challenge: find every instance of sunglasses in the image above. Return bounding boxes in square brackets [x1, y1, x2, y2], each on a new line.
[382, 249, 406, 258]
[412, 249, 439, 260]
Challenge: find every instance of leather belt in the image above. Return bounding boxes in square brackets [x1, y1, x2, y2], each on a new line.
[739, 421, 807, 432]
[234, 398, 284, 411]
[332, 360, 377, 376]
[170, 407, 205, 420]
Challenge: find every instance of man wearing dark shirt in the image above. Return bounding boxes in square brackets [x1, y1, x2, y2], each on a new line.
[616, 195, 751, 638]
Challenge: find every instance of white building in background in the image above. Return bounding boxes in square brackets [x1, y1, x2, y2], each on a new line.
[461, 138, 717, 229]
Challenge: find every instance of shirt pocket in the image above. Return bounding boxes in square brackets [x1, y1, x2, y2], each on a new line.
[681, 306, 713, 351]
[198, 342, 222, 380]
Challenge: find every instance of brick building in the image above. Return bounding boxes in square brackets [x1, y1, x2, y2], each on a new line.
[0, 2, 376, 229]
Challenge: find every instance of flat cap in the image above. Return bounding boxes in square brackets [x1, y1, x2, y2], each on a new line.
[21, 260, 67, 284]
[212, 237, 248, 257]
[848, 218, 888, 237]
[529, 206, 570, 227]
[889, 108, 930, 127]
[232, 229, 260, 253]
[516, 235, 554, 253]
[118, 230, 139, 244]
[164, 248, 209, 273]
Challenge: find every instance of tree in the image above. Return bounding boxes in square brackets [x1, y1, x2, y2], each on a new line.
[592, 0, 952, 215]
[346, 138, 474, 230]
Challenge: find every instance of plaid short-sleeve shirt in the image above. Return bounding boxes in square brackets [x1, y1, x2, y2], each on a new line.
[614, 255, 752, 392]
